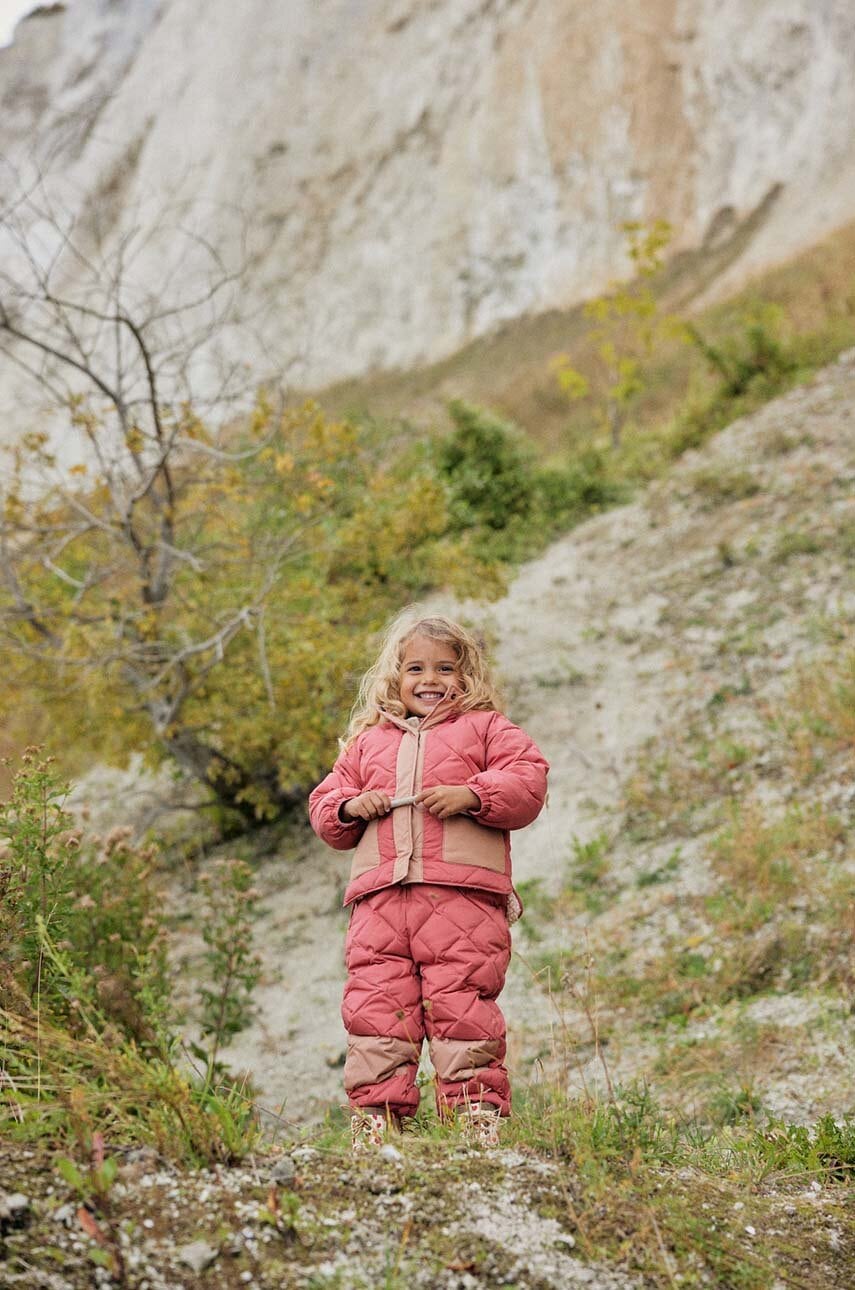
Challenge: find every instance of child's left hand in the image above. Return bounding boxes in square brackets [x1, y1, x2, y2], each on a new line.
[416, 785, 481, 819]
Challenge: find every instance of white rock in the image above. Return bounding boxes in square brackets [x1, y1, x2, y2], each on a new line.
[176, 1240, 218, 1273]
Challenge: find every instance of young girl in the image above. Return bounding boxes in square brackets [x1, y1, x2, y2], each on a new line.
[309, 611, 548, 1150]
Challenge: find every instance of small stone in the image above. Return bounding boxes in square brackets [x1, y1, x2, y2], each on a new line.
[555, 1233, 576, 1248]
[0, 1192, 30, 1230]
[177, 1239, 218, 1273]
[379, 1144, 403, 1162]
[745, 1225, 756, 1236]
[124, 1146, 159, 1166]
[270, 1156, 296, 1186]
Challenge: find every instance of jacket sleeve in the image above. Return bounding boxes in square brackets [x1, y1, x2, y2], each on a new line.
[308, 740, 367, 850]
[465, 712, 549, 831]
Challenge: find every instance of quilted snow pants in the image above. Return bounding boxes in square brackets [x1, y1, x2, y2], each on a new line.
[342, 883, 512, 1119]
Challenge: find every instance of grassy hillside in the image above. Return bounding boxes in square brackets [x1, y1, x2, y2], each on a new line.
[319, 218, 855, 457]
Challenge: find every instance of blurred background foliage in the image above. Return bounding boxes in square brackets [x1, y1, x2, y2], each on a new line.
[0, 394, 613, 822]
[2, 219, 855, 818]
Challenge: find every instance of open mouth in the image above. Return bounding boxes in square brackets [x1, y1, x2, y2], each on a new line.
[415, 691, 445, 702]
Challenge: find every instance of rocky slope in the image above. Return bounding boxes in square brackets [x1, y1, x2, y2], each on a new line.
[2, 0, 855, 401]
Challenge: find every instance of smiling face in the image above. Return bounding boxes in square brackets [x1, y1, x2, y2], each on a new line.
[398, 634, 461, 717]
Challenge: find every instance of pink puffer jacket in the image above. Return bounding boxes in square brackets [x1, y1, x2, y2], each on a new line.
[309, 706, 548, 911]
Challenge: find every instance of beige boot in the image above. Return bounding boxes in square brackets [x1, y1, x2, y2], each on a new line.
[458, 1103, 502, 1148]
[350, 1106, 399, 1154]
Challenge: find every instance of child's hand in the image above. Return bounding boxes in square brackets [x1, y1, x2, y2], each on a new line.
[416, 785, 481, 819]
[342, 791, 392, 821]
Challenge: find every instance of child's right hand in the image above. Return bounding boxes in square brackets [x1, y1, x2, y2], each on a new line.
[342, 791, 392, 821]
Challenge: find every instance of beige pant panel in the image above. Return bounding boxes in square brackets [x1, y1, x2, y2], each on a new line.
[428, 1036, 502, 1083]
[343, 1034, 420, 1092]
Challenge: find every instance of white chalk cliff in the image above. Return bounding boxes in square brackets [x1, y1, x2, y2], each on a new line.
[2, 0, 855, 396]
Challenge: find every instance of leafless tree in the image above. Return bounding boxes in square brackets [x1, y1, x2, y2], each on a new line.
[0, 173, 314, 820]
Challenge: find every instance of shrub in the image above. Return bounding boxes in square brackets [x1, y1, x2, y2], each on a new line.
[690, 464, 761, 506]
[196, 858, 262, 1066]
[0, 749, 170, 1042]
[533, 448, 627, 525]
[0, 752, 260, 1163]
[685, 303, 799, 401]
[435, 403, 625, 567]
[436, 399, 536, 530]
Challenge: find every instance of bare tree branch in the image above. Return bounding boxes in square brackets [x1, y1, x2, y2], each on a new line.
[0, 174, 324, 820]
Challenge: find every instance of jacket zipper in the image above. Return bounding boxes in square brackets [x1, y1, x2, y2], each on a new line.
[409, 726, 422, 867]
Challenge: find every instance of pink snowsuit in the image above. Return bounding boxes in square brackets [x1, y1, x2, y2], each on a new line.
[309, 705, 548, 1118]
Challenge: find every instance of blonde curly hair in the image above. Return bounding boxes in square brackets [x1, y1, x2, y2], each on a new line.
[344, 608, 501, 745]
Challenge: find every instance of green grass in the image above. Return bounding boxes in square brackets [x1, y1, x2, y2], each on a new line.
[307, 1079, 855, 1288]
[690, 464, 762, 506]
[522, 613, 854, 1131]
[636, 846, 683, 887]
[504, 1085, 855, 1287]
[772, 529, 825, 562]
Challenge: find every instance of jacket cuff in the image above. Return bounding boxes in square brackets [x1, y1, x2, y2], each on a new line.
[465, 775, 492, 819]
[337, 798, 362, 826]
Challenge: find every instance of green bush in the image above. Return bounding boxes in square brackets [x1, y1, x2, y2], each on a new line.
[0, 750, 170, 1043]
[0, 752, 261, 1163]
[435, 402, 625, 565]
[437, 399, 536, 530]
[533, 449, 627, 525]
[687, 304, 799, 401]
